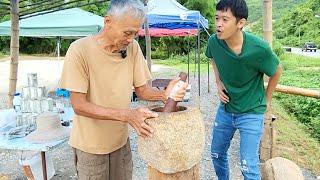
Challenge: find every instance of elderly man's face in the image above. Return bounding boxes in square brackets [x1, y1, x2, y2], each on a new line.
[104, 14, 143, 51]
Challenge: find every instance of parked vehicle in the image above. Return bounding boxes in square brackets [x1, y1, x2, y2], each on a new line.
[302, 42, 317, 52]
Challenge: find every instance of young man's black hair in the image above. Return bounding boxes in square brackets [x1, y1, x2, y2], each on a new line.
[216, 0, 248, 21]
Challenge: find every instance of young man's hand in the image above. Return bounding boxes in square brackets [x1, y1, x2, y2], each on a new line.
[164, 77, 188, 102]
[216, 80, 229, 104]
[127, 107, 158, 138]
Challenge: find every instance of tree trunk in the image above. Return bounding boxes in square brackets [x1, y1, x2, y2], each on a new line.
[148, 164, 199, 180]
[8, 0, 19, 108]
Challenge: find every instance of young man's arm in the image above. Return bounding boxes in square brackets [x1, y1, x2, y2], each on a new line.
[211, 60, 229, 103]
[265, 64, 283, 111]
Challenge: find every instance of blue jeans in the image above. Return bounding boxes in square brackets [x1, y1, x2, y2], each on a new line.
[211, 104, 264, 180]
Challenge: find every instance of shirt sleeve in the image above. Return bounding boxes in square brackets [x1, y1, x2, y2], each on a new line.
[259, 46, 280, 77]
[59, 43, 89, 93]
[133, 42, 152, 87]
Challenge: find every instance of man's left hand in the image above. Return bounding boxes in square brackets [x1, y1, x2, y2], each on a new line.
[164, 77, 188, 102]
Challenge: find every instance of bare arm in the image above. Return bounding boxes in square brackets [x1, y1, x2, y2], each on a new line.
[211, 60, 229, 103]
[70, 92, 157, 138]
[134, 79, 188, 103]
[134, 84, 167, 102]
[265, 64, 283, 108]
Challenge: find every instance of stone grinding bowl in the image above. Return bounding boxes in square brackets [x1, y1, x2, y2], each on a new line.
[138, 105, 205, 174]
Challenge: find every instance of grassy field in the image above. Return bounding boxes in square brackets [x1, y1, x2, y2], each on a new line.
[272, 100, 320, 174]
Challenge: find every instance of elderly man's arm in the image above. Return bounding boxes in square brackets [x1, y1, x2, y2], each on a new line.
[70, 92, 157, 138]
[135, 78, 188, 102]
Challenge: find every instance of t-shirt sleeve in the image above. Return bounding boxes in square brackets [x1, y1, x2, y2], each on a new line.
[133, 42, 152, 87]
[259, 46, 280, 77]
[59, 43, 89, 93]
[205, 36, 214, 59]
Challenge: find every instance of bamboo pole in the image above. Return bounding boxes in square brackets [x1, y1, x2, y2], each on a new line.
[8, 0, 19, 108]
[148, 164, 199, 180]
[264, 82, 320, 99]
[263, 0, 273, 46]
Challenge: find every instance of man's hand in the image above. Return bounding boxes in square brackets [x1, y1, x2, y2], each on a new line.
[164, 77, 188, 102]
[127, 107, 158, 138]
[216, 80, 229, 104]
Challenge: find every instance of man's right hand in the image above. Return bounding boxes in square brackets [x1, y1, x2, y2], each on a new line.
[127, 107, 158, 138]
[216, 80, 229, 104]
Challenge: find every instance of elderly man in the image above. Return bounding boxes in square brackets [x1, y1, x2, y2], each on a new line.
[59, 0, 187, 179]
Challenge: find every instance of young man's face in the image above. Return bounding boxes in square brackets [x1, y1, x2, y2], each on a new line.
[215, 8, 245, 40]
[104, 14, 143, 50]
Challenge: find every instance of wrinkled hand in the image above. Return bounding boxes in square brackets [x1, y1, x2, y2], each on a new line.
[128, 107, 158, 138]
[217, 80, 229, 104]
[164, 77, 189, 102]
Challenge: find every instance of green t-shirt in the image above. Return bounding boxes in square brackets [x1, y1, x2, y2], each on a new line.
[205, 31, 279, 114]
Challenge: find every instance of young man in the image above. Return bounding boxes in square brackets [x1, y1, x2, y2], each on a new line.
[59, 0, 187, 179]
[205, 0, 282, 179]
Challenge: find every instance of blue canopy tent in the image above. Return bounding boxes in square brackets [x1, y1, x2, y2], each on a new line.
[144, 0, 210, 95]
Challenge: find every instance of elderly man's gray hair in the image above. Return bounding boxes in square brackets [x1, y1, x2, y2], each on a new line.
[106, 0, 146, 20]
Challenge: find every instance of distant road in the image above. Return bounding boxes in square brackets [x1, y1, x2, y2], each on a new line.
[286, 47, 320, 58]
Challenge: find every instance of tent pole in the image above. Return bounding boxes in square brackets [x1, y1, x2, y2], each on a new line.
[208, 59, 210, 93]
[144, 0, 152, 76]
[8, 0, 20, 108]
[187, 35, 190, 84]
[197, 23, 200, 96]
[57, 37, 61, 61]
[194, 36, 196, 78]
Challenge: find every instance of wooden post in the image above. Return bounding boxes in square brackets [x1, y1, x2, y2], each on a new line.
[263, 0, 273, 46]
[8, 0, 19, 108]
[148, 164, 199, 180]
[144, 0, 152, 73]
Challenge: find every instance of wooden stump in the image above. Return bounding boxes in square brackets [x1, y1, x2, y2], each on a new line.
[148, 164, 199, 180]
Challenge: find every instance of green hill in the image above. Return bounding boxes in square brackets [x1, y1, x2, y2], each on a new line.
[246, 0, 308, 22]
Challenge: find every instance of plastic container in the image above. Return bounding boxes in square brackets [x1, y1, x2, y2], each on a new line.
[13, 93, 22, 113]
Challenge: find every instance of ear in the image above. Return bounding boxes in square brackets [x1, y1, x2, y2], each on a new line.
[237, 18, 247, 29]
[104, 16, 112, 28]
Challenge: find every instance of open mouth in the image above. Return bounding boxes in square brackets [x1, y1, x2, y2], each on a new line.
[216, 29, 222, 34]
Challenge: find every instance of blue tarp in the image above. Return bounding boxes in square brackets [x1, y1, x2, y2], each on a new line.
[147, 0, 209, 29]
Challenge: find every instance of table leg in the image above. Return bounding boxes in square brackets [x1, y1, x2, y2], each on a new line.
[41, 151, 48, 180]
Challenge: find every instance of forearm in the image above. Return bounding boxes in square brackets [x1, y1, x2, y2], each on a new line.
[136, 86, 166, 102]
[71, 93, 130, 122]
[211, 61, 221, 83]
[266, 65, 283, 103]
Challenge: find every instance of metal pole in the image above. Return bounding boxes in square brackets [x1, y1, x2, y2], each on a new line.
[187, 36, 190, 84]
[57, 37, 61, 61]
[194, 36, 197, 78]
[144, 0, 152, 74]
[197, 23, 200, 96]
[207, 59, 210, 93]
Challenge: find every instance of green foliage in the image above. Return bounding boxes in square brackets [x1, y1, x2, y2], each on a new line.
[275, 53, 320, 140]
[273, 0, 320, 47]
[246, 0, 307, 23]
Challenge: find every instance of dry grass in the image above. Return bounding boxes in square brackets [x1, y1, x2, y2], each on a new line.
[272, 100, 320, 174]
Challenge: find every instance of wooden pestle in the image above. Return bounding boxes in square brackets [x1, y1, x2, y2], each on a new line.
[163, 72, 188, 112]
